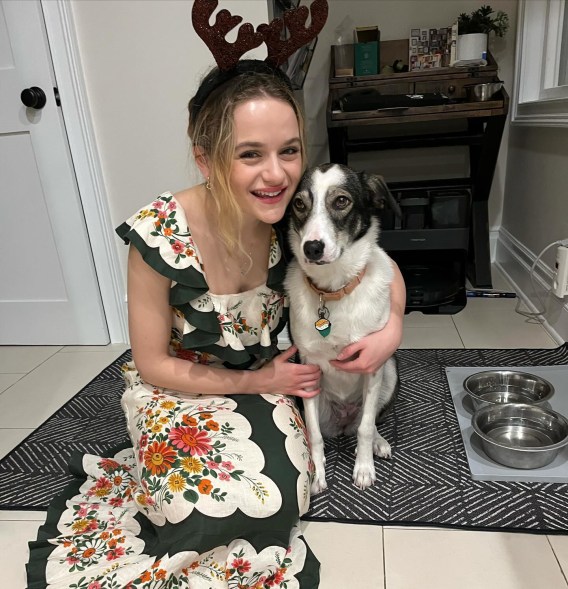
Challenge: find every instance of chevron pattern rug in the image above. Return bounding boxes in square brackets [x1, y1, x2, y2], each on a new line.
[2, 345, 568, 533]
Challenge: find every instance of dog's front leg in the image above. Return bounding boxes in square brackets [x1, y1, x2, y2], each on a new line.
[303, 395, 327, 495]
[353, 372, 391, 490]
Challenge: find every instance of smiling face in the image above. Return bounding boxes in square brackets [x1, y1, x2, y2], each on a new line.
[229, 97, 303, 226]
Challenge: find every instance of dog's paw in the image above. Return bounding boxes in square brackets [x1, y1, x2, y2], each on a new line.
[310, 473, 328, 495]
[373, 433, 392, 459]
[352, 458, 376, 490]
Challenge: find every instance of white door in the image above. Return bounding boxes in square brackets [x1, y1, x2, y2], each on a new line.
[0, 0, 109, 344]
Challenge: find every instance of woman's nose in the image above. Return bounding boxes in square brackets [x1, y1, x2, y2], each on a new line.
[262, 155, 286, 183]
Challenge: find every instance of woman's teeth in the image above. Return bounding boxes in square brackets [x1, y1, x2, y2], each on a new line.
[253, 189, 283, 198]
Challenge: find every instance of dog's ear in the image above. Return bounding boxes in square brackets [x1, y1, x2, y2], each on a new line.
[362, 172, 402, 218]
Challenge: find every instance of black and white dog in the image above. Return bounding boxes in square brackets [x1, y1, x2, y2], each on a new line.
[285, 163, 400, 493]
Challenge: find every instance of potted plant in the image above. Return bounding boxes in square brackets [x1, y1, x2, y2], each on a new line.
[457, 5, 509, 61]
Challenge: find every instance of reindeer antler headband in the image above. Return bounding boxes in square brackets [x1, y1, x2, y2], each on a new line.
[192, 0, 329, 71]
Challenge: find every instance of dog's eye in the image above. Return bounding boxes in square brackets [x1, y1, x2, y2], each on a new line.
[334, 195, 351, 209]
[293, 198, 306, 211]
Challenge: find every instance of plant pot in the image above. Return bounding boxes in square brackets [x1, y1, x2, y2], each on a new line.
[457, 33, 487, 60]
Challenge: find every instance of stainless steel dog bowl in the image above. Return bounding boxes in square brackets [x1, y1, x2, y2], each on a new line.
[465, 82, 504, 101]
[472, 403, 568, 469]
[463, 370, 554, 411]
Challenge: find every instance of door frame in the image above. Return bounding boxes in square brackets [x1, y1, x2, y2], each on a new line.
[41, 0, 128, 344]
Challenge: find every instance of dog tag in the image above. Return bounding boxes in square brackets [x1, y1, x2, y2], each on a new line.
[315, 296, 331, 337]
[315, 316, 331, 337]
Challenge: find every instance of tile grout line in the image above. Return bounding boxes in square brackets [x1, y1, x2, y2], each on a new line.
[546, 536, 568, 587]
[451, 316, 467, 348]
[0, 374, 27, 398]
[0, 347, 63, 379]
[382, 527, 387, 589]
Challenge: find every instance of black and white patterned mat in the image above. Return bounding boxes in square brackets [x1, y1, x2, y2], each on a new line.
[2, 345, 568, 533]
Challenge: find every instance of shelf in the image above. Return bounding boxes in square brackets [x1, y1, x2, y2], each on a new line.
[346, 131, 484, 151]
[379, 228, 469, 251]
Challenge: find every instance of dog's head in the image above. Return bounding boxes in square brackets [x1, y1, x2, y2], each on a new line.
[288, 163, 399, 265]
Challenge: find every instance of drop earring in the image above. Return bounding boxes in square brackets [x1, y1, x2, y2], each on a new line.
[205, 177, 212, 191]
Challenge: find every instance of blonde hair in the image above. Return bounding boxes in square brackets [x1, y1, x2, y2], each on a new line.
[188, 67, 307, 258]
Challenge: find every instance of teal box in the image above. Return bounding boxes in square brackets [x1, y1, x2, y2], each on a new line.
[354, 26, 380, 76]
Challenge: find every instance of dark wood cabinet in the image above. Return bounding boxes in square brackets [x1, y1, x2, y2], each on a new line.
[326, 43, 509, 294]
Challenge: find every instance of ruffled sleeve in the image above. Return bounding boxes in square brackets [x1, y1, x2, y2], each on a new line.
[115, 192, 208, 302]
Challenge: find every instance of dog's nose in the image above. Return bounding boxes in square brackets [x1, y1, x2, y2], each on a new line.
[303, 240, 325, 261]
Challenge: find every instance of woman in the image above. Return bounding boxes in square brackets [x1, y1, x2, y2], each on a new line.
[27, 62, 405, 589]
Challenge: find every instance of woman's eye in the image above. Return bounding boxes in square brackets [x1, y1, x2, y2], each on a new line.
[282, 147, 300, 156]
[293, 198, 306, 211]
[334, 196, 351, 209]
[239, 151, 260, 159]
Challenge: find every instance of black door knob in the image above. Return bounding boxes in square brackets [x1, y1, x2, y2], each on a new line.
[21, 87, 47, 110]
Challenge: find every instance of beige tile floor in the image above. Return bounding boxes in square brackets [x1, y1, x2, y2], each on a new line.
[1, 268, 566, 589]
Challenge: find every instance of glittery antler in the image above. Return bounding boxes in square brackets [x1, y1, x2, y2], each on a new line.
[192, 0, 264, 71]
[192, 0, 329, 71]
[258, 0, 329, 67]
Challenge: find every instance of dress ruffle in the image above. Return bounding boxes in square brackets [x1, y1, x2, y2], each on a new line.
[115, 192, 290, 368]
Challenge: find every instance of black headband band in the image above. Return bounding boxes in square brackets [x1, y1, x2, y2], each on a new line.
[189, 59, 293, 123]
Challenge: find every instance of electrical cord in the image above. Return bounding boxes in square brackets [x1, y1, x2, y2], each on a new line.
[515, 239, 568, 323]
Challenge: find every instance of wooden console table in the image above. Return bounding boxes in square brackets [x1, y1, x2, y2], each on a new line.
[326, 44, 509, 289]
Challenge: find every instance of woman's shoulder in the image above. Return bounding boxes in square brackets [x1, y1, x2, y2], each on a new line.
[115, 188, 207, 287]
[116, 187, 203, 240]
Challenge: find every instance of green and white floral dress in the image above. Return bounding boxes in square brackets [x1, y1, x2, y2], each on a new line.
[26, 192, 319, 589]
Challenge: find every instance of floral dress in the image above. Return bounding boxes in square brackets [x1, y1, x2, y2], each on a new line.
[26, 192, 319, 589]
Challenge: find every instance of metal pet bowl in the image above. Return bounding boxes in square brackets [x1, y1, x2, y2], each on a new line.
[472, 403, 568, 469]
[463, 370, 555, 411]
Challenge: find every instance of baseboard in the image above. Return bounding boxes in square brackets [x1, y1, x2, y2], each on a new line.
[490, 227, 499, 262]
[495, 228, 568, 344]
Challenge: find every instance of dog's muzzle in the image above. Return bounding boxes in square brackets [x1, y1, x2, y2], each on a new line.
[303, 239, 325, 262]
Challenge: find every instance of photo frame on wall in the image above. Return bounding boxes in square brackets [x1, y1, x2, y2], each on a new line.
[409, 25, 451, 70]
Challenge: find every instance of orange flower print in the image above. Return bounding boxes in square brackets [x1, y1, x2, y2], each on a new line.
[265, 568, 286, 586]
[197, 479, 213, 495]
[93, 476, 112, 498]
[139, 571, 152, 582]
[206, 419, 219, 431]
[143, 441, 177, 476]
[168, 426, 212, 456]
[163, 227, 173, 236]
[99, 458, 120, 472]
[199, 413, 213, 420]
[182, 415, 198, 427]
[231, 558, 251, 574]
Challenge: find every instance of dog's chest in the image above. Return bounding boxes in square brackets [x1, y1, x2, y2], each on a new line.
[290, 293, 387, 362]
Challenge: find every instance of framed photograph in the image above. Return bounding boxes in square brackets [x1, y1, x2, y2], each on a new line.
[411, 38, 418, 46]
[411, 28, 420, 37]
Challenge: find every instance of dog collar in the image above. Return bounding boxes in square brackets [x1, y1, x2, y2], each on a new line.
[305, 267, 367, 302]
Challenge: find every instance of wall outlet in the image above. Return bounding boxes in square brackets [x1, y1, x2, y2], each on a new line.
[553, 245, 568, 298]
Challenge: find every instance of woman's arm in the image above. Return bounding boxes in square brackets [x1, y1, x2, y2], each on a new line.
[127, 246, 320, 397]
[329, 259, 405, 374]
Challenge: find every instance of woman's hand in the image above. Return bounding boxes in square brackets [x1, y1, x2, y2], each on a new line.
[255, 345, 321, 398]
[329, 313, 403, 374]
[330, 258, 406, 375]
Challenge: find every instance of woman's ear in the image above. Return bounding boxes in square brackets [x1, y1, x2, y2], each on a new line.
[193, 146, 210, 180]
